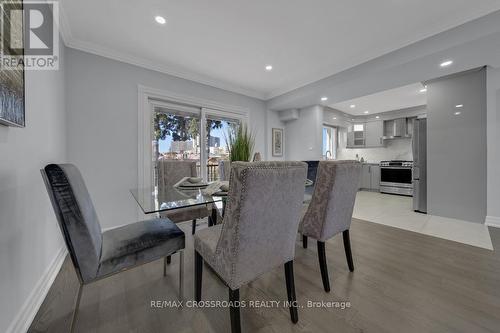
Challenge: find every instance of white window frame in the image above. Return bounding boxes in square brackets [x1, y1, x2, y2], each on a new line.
[138, 85, 249, 190]
[322, 125, 338, 160]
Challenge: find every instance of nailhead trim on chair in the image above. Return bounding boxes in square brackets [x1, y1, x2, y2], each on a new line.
[215, 162, 307, 289]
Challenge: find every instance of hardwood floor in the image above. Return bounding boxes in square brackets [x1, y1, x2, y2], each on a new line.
[29, 219, 500, 333]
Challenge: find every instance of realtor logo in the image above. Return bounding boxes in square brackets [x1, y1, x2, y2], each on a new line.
[1, 0, 59, 70]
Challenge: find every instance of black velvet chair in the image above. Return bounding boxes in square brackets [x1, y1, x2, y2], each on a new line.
[41, 164, 185, 332]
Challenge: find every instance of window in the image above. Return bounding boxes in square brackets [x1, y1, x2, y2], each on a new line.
[322, 126, 337, 159]
[144, 98, 245, 189]
[205, 115, 240, 181]
[353, 123, 364, 132]
[153, 106, 201, 186]
[138, 87, 249, 190]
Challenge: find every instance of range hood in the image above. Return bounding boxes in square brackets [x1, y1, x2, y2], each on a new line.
[383, 118, 412, 139]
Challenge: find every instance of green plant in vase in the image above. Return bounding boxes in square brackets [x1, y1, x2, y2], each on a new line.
[225, 125, 255, 162]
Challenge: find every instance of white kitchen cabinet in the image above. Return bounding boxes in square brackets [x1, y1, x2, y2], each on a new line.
[347, 131, 355, 148]
[360, 164, 372, 189]
[370, 165, 381, 190]
[347, 123, 365, 148]
[365, 120, 384, 147]
[359, 164, 380, 191]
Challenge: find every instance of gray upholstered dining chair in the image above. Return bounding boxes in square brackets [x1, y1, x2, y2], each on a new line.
[41, 164, 185, 332]
[157, 160, 211, 235]
[217, 159, 231, 181]
[194, 161, 308, 333]
[299, 160, 362, 292]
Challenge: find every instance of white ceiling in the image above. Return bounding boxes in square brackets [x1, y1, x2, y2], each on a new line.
[60, 0, 500, 99]
[330, 83, 427, 115]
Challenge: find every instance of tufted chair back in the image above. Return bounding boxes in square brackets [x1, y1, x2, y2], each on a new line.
[215, 161, 307, 289]
[157, 160, 197, 189]
[300, 160, 362, 241]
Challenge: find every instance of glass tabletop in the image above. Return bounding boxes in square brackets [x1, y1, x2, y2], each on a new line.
[131, 186, 224, 215]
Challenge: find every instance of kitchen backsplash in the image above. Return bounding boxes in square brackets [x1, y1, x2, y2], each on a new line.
[337, 139, 413, 163]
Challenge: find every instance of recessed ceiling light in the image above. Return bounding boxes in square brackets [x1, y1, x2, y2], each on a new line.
[420, 88, 427, 93]
[333, 117, 337, 120]
[265, 65, 273, 71]
[155, 16, 166, 25]
[375, 116, 380, 119]
[454, 111, 461, 115]
[364, 111, 369, 114]
[321, 97, 328, 101]
[350, 104, 356, 108]
[455, 104, 463, 108]
[440, 60, 453, 67]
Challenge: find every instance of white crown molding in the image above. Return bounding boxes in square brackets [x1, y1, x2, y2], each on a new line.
[485, 216, 500, 228]
[62, 37, 266, 100]
[56, 0, 73, 45]
[6, 246, 67, 333]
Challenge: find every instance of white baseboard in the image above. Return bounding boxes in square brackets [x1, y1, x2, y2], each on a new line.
[485, 216, 500, 228]
[6, 246, 67, 333]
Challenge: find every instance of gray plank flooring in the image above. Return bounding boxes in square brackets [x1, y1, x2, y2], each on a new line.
[29, 219, 500, 333]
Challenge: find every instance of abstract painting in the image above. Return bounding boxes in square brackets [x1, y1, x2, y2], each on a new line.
[0, 0, 25, 127]
[272, 128, 283, 157]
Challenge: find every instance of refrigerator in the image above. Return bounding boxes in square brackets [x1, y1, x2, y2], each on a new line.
[412, 118, 427, 213]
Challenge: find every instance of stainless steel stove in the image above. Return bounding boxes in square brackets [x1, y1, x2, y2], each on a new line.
[379, 160, 413, 196]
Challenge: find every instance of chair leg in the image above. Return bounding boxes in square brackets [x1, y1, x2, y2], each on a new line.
[229, 288, 241, 333]
[179, 250, 184, 300]
[163, 257, 169, 276]
[343, 230, 354, 272]
[317, 241, 330, 292]
[192, 219, 197, 235]
[302, 235, 308, 249]
[70, 283, 83, 333]
[208, 205, 218, 227]
[284, 260, 299, 324]
[194, 251, 203, 301]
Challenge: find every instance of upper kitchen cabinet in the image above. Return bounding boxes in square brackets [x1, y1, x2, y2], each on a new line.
[347, 123, 365, 148]
[347, 120, 384, 148]
[365, 120, 384, 147]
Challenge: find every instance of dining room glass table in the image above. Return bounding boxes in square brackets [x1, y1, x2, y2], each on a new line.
[131, 180, 314, 221]
[130, 185, 225, 225]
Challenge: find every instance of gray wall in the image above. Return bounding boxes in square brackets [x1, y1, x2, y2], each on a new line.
[0, 44, 66, 331]
[427, 68, 487, 223]
[486, 67, 500, 225]
[284, 105, 323, 160]
[65, 48, 267, 229]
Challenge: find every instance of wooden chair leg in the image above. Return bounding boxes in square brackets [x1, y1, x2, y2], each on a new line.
[194, 251, 203, 301]
[302, 235, 308, 249]
[70, 283, 83, 333]
[229, 288, 241, 333]
[284, 260, 299, 323]
[317, 241, 330, 292]
[343, 230, 354, 272]
[191, 219, 197, 235]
